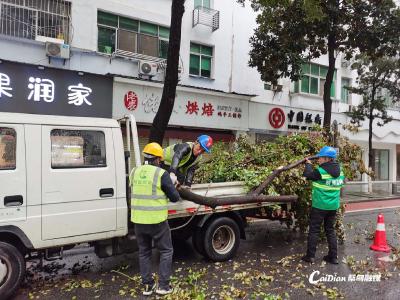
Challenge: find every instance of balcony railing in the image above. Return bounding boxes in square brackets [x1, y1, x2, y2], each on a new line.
[0, 0, 71, 43]
[192, 6, 219, 32]
[98, 28, 168, 64]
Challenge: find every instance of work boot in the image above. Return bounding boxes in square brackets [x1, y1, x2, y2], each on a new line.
[323, 255, 339, 265]
[301, 255, 314, 263]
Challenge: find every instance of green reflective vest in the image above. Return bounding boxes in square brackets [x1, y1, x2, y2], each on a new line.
[129, 164, 168, 224]
[311, 166, 345, 210]
[163, 142, 202, 174]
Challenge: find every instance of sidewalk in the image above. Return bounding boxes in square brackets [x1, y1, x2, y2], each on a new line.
[343, 191, 399, 203]
[345, 197, 400, 212]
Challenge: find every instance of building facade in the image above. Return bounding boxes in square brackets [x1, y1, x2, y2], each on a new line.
[0, 0, 399, 187]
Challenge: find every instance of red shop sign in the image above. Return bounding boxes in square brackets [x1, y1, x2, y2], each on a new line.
[124, 91, 138, 111]
[268, 108, 285, 129]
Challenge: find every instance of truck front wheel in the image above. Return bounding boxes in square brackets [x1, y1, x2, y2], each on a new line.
[203, 217, 240, 262]
[0, 242, 26, 299]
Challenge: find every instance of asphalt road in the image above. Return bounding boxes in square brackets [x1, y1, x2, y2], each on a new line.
[14, 208, 400, 300]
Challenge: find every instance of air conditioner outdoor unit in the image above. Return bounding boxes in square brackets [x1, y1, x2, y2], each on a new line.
[45, 42, 70, 59]
[138, 60, 158, 77]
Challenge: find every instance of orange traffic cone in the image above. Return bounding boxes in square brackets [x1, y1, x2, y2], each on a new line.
[370, 214, 391, 252]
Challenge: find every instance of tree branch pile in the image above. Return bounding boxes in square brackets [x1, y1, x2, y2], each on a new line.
[189, 131, 366, 240]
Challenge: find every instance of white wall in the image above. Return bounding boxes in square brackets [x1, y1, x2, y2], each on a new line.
[1, 0, 399, 151]
[0, 0, 238, 91]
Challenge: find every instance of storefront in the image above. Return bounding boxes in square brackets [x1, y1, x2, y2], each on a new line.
[0, 60, 113, 118]
[112, 77, 250, 159]
[250, 101, 400, 193]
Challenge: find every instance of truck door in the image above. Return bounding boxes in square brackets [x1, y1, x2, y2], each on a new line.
[0, 125, 26, 223]
[41, 126, 117, 240]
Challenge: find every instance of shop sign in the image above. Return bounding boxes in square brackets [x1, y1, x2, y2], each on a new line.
[113, 82, 249, 131]
[184, 101, 243, 119]
[0, 60, 112, 118]
[287, 109, 322, 131]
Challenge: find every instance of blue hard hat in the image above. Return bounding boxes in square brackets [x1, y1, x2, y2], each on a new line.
[317, 146, 337, 159]
[197, 135, 213, 153]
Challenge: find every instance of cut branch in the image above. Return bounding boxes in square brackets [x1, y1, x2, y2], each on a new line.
[250, 156, 318, 196]
[177, 156, 318, 207]
[178, 187, 298, 209]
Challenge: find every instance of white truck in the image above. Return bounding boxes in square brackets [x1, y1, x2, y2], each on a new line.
[0, 112, 291, 299]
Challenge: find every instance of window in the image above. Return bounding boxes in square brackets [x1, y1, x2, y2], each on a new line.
[51, 130, 106, 168]
[0, 127, 16, 170]
[0, 0, 71, 42]
[293, 63, 336, 98]
[194, 0, 211, 8]
[341, 78, 351, 103]
[376, 88, 397, 109]
[190, 42, 213, 78]
[97, 11, 169, 58]
[372, 149, 389, 181]
[264, 83, 272, 90]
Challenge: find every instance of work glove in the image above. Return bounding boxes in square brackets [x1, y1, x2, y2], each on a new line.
[170, 173, 178, 185]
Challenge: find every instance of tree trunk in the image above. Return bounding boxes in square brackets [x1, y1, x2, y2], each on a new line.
[178, 188, 298, 208]
[368, 106, 374, 171]
[323, 32, 336, 131]
[148, 0, 185, 144]
[368, 104, 374, 193]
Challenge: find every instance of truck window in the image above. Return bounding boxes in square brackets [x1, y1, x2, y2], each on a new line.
[0, 127, 16, 170]
[51, 129, 106, 169]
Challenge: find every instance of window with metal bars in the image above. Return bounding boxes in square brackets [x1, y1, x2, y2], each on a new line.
[97, 11, 169, 59]
[0, 0, 71, 42]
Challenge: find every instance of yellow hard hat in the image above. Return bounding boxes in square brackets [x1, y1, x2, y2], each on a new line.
[143, 142, 163, 159]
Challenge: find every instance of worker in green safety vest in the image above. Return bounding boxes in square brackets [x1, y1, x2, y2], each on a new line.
[301, 146, 345, 265]
[162, 135, 213, 188]
[129, 142, 180, 296]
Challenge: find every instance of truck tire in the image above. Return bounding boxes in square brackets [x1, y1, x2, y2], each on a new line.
[203, 217, 240, 262]
[0, 242, 26, 300]
[192, 227, 206, 256]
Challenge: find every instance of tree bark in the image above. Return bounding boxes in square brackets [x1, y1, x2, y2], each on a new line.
[368, 102, 374, 171]
[148, 0, 185, 144]
[323, 32, 336, 131]
[178, 187, 298, 208]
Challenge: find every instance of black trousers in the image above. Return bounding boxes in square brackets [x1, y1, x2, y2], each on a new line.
[306, 207, 338, 258]
[134, 221, 173, 289]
